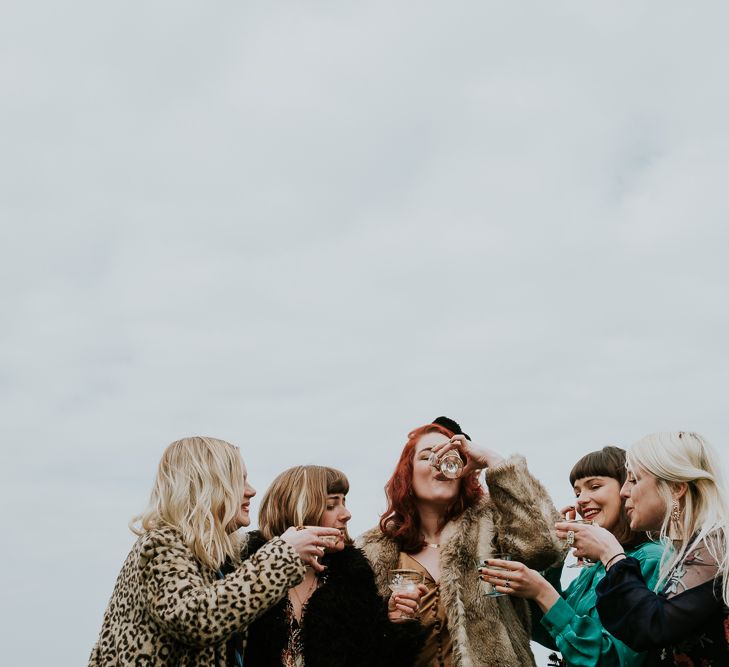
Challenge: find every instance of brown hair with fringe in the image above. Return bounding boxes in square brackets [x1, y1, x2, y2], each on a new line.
[569, 445, 649, 548]
[258, 465, 352, 543]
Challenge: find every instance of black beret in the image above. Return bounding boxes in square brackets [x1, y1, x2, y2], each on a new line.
[431, 416, 471, 441]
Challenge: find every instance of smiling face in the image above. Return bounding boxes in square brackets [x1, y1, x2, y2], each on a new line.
[573, 475, 622, 533]
[412, 431, 461, 506]
[233, 463, 256, 529]
[319, 492, 351, 552]
[621, 466, 668, 532]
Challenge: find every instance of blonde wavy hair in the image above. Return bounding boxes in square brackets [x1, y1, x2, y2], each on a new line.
[627, 431, 729, 604]
[131, 436, 246, 571]
[258, 465, 351, 542]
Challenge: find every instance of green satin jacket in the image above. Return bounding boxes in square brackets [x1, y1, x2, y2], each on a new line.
[532, 541, 664, 667]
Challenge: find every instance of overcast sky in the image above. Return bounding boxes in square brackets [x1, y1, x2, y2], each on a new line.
[2, 2, 728, 665]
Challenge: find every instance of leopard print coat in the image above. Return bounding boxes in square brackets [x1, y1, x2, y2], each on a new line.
[88, 526, 305, 667]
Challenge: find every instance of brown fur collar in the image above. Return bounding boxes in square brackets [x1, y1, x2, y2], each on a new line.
[357, 455, 563, 666]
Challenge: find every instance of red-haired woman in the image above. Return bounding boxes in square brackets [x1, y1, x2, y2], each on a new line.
[358, 417, 563, 667]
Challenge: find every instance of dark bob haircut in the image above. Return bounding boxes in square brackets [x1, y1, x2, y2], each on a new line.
[569, 445, 648, 548]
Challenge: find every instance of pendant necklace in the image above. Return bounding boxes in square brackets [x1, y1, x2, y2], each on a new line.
[290, 572, 318, 609]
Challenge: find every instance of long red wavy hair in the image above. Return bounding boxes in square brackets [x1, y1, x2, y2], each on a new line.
[379, 423, 484, 553]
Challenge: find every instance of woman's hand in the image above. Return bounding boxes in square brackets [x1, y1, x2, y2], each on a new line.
[559, 505, 577, 520]
[431, 434, 504, 475]
[554, 521, 623, 565]
[479, 559, 560, 612]
[280, 526, 341, 573]
[388, 583, 427, 623]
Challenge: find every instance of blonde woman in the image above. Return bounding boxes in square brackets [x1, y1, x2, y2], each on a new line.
[561, 432, 729, 666]
[88, 437, 338, 667]
[244, 465, 425, 667]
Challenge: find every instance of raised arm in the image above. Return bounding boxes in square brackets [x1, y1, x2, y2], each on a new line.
[487, 543, 662, 665]
[486, 455, 564, 570]
[596, 554, 721, 651]
[541, 545, 662, 666]
[141, 530, 305, 646]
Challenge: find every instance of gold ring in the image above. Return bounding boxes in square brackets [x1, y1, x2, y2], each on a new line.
[295, 525, 305, 531]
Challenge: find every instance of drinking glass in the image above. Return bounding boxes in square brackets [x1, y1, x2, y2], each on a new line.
[428, 450, 464, 479]
[477, 552, 512, 597]
[564, 519, 595, 568]
[321, 534, 340, 547]
[388, 569, 424, 621]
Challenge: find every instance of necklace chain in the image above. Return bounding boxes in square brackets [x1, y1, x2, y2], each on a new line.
[425, 542, 440, 549]
[290, 572, 318, 608]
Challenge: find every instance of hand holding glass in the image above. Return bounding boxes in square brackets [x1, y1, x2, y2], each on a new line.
[428, 450, 464, 479]
[388, 569, 424, 621]
[564, 519, 595, 568]
[478, 552, 512, 597]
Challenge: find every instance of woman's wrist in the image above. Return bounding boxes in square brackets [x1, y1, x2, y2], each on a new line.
[602, 552, 627, 570]
[477, 451, 505, 471]
[534, 579, 560, 613]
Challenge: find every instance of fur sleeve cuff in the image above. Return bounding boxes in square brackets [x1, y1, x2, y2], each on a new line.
[484, 454, 528, 487]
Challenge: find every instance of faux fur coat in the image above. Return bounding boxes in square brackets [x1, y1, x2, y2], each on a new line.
[358, 455, 564, 667]
[244, 532, 425, 667]
[88, 526, 305, 667]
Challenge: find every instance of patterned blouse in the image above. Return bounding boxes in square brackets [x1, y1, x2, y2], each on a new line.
[596, 536, 729, 666]
[281, 573, 326, 667]
[282, 597, 305, 667]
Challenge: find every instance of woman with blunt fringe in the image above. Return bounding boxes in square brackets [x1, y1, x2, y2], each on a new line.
[565, 432, 729, 666]
[243, 465, 426, 667]
[358, 417, 564, 667]
[88, 437, 338, 667]
[481, 446, 664, 667]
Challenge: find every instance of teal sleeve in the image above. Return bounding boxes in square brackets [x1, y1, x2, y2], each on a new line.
[541, 596, 645, 667]
[636, 544, 662, 591]
[530, 567, 564, 650]
[538, 543, 662, 667]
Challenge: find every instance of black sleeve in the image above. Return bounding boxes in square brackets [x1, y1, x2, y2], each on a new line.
[595, 557, 720, 651]
[358, 549, 428, 666]
[303, 548, 426, 667]
[378, 603, 429, 667]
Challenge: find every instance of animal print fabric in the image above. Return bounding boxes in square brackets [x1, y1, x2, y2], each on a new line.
[89, 527, 305, 667]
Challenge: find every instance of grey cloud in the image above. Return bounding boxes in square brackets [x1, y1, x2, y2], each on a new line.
[2, 2, 729, 665]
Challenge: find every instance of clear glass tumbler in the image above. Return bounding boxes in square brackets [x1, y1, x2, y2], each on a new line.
[428, 450, 464, 479]
[564, 519, 595, 568]
[388, 569, 424, 621]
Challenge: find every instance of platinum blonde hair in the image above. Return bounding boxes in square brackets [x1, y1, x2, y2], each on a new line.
[131, 436, 245, 571]
[627, 431, 729, 604]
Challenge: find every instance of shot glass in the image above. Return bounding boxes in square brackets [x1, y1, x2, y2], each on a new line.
[388, 569, 424, 621]
[427, 450, 464, 479]
[321, 534, 340, 549]
[477, 552, 512, 597]
[564, 519, 595, 568]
